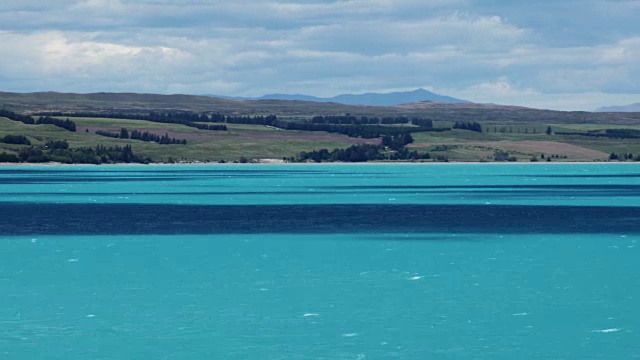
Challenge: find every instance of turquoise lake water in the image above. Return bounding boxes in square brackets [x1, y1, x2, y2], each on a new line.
[1, 163, 639, 359]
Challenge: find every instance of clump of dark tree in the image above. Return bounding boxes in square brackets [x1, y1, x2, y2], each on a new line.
[412, 119, 436, 128]
[556, 129, 640, 139]
[293, 144, 385, 162]
[540, 154, 567, 161]
[224, 115, 278, 125]
[609, 153, 638, 161]
[603, 129, 640, 139]
[0, 109, 76, 131]
[128, 130, 187, 145]
[0, 152, 19, 162]
[0, 140, 148, 164]
[94, 128, 187, 144]
[382, 133, 414, 150]
[35, 111, 227, 131]
[271, 120, 447, 139]
[1, 135, 31, 145]
[95, 130, 120, 138]
[453, 121, 482, 132]
[45, 139, 70, 150]
[290, 143, 431, 163]
[0, 109, 36, 124]
[389, 147, 432, 161]
[191, 123, 227, 131]
[36, 116, 76, 131]
[287, 133, 431, 163]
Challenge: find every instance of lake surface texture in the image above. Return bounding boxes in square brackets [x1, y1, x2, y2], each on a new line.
[1, 164, 639, 359]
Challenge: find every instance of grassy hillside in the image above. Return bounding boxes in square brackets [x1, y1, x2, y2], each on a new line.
[1, 92, 639, 163]
[0, 117, 376, 162]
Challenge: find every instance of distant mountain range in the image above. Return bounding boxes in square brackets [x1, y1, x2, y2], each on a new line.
[596, 103, 640, 112]
[212, 88, 467, 106]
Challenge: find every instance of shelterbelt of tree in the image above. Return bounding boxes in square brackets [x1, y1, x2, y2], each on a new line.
[0, 139, 147, 164]
[0, 109, 77, 131]
[31, 110, 445, 139]
[2, 91, 640, 125]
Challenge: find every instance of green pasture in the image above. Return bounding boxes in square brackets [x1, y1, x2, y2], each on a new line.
[0, 117, 363, 162]
[2, 116, 638, 162]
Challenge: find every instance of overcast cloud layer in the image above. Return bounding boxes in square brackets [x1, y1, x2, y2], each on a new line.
[0, 0, 638, 110]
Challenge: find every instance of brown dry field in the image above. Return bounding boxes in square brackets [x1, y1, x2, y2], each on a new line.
[410, 140, 609, 159]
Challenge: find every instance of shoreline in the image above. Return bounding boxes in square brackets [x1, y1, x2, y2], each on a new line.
[0, 160, 636, 167]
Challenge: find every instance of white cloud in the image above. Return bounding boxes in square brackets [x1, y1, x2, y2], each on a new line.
[0, 1, 638, 109]
[469, 78, 538, 97]
[0, 31, 192, 89]
[447, 78, 639, 111]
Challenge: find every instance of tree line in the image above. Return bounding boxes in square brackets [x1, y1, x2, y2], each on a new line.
[37, 116, 76, 131]
[35, 111, 227, 132]
[1, 109, 77, 131]
[289, 143, 432, 163]
[287, 133, 431, 163]
[0, 140, 148, 164]
[0, 108, 34, 124]
[381, 133, 414, 150]
[310, 115, 434, 126]
[129, 130, 187, 145]
[271, 120, 448, 139]
[453, 121, 482, 132]
[556, 129, 640, 139]
[222, 115, 278, 125]
[94, 128, 187, 144]
[191, 123, 228, 131]
[1, 134, 31, 145]
[488, 126, 537, 134]
[609, 153, 638, 161]
[31, 111, 450, 139]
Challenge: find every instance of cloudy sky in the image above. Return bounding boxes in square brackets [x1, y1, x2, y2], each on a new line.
[0, 0, 638, 110]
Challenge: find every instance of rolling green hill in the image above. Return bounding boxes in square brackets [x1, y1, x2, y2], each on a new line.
[1, 92, 639, 164]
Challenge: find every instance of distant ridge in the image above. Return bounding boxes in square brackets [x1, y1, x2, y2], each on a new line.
[2, 91, 640, 125]
[596, 103, 640, 112]
[212, 88, 467, 106]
